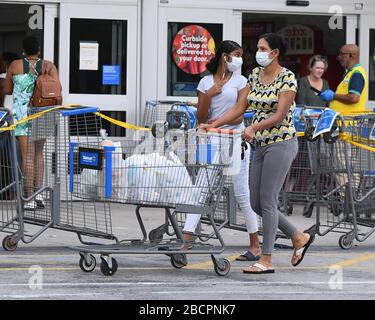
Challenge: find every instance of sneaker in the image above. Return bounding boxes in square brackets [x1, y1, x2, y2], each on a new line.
[35, 194, 45, 208]
[24, 201, 38, 211]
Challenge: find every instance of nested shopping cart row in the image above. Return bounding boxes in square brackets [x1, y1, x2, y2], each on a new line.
[1, 101, 374, 277]
[0, 106, 116, 252]
[0, 104, 240, 276]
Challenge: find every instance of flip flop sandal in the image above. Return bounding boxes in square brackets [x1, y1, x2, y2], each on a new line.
[243, 262, 275, 274]
[292, 231, 315, 267]
[235, 250, 260, 261]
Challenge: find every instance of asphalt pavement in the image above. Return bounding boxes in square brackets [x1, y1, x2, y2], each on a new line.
[1, 203, 375, 300]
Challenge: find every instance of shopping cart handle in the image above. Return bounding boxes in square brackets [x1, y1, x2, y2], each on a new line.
[204, 128, 240, 135]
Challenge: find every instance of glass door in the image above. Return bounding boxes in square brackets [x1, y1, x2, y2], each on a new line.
[359, 16, 375, 111]
[59, 2, 138, 132]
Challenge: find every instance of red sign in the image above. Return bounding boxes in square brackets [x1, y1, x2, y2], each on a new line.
[172, 25, 216, 75]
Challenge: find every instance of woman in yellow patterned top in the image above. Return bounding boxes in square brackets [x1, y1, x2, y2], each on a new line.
[200, 33, 315, 274]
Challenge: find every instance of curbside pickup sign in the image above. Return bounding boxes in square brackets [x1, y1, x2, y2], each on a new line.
[172, 25, 216, 75]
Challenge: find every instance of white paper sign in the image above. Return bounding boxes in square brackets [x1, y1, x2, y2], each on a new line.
[79, 42, 99, 70]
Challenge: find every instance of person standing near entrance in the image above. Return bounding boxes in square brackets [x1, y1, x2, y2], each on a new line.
[201, 33, 315, 274]
[0, 52, 21, 199]
[296, 55, 330, 107]
[4, 36, 60, 210]
[0, 52, 19, 109]
[319, 44, 368, 113]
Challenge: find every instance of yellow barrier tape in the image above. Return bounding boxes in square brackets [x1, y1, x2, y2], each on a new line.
[0, 105, 72, 132]
[339, 132, 375, 153]
[296, 131, 375, 153]
[95, 112, 151, 131]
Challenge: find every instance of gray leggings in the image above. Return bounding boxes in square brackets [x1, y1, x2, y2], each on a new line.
[250, 137, 298, 255]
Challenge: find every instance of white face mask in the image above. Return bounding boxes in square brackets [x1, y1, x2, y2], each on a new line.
[226, 56, 243, 72]
[256, 51, 274, 67]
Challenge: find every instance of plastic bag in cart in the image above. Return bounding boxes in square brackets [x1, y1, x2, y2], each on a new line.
[123, 151, 193, 204]
[79, 142, 126, 200]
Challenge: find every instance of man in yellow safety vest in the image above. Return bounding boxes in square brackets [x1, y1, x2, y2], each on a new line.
[319, 44, 368, 114]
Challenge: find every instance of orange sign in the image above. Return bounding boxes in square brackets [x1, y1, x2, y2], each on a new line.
[172, 25, 216, 75]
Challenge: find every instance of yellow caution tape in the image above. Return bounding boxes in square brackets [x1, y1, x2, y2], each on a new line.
[295, 131, 375, 153]
[95, 112, 151, 132]
[0, 105, 70, 132]
[339, 132, 375, 153]
[0, 104, 151, 133]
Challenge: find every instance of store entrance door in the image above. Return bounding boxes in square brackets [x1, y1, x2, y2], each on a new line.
[360, 16, 375, 110]
[241, 13, 348, 93]
[59, 2, 138, 136]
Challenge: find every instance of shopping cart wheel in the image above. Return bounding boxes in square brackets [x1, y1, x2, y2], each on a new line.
[214, 259, 231, 277]
[285, 201, 293, 216]
[149, 227, 164, 243]
[211, 255, 230, 276]
[170, 254, 187, 269]
[338, 234, 353, 250]
[2, 235, 18, 251]
[303, 203, 314, 218]
[100, 256, 118, 276]
[79, 253, 97, 273]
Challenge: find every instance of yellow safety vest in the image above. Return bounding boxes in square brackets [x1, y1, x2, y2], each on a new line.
[330, 64, 368, 114]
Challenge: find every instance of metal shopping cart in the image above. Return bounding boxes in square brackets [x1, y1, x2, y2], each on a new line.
[281, 106, 325, 217]
[1, 105, 117, 250]
[70, 127, 239, 276]
[306, 112, 375, 249]
[0, 108, 23, 250]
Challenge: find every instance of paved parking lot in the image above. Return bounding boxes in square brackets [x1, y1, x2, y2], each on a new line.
[1, 204, 375, 300]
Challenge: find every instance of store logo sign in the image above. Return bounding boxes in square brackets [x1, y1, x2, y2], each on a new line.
[277, 25, 314, 55]
[28, 5, 43, 30]
[329, 5, 343, 30]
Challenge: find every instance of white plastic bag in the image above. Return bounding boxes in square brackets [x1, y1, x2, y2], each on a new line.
[79, 168, 99, 199]
[122, 151, 194, 204]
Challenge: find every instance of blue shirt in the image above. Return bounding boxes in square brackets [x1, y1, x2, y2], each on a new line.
[347, 64, 365, 96]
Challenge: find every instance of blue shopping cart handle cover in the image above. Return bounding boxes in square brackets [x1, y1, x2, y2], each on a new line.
[312, 108, 339, 139]
[293, 107, 323, 132]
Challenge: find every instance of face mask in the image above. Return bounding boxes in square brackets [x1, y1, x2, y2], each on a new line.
[256, 51, 274, 67]
[226, 56, 243, 72]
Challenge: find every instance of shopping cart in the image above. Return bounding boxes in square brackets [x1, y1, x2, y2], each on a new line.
[1, 105, 117, 250]
[281, 106, 325, 217]
[0, 108, 23, 250]
[143, 100, 197, 129]
[139, 101, 198, 241]
[70, 127, 239, 276]
[307, 112, 375, 249]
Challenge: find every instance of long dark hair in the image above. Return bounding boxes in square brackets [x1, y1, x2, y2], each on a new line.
[206, 40, 241, 74]
[259, 33, 287, 57]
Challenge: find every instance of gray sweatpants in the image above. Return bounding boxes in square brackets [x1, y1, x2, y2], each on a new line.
[250, 137, 298, 255]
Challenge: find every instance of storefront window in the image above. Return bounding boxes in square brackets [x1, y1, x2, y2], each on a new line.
[242, 13, 346, 90]
[369, 29, 375, 101]
[69, 19, 127, 95]
[167, 22, 223, 97]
